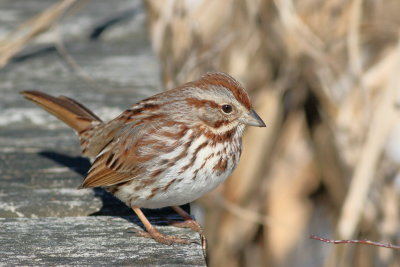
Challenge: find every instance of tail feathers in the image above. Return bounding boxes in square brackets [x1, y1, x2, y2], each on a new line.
[21, 90, 102, 133]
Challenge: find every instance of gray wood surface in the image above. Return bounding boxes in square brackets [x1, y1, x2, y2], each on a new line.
[0, 216, 205, 267]
[0, 1, 206, 266]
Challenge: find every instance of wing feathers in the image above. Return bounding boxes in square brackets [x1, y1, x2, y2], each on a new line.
[79, 167, 133, 188]
[79, 124, 152, 188]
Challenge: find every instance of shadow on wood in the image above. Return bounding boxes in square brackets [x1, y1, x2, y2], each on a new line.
[37, 150, 192, 224]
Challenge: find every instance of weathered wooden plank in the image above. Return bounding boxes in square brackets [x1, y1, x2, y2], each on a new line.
[0, 0, 161, 128]
[0, 151, 85, 184]
[0, 128, 79, 151]
[0, 186, 131, 218]
[0, 216, 206, 266]
[0, 0, 206, 265]
[0, 40, 161, 123]
[0, 150, 189, 218]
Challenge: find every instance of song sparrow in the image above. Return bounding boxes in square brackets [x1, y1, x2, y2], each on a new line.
[21, 72, 265, 245]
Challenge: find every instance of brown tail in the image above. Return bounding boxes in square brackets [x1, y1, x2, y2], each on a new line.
[20, 90, 102, 133]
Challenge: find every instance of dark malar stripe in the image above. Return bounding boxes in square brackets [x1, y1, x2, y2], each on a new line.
[213, 120, 230, 128]
[204, 128, 236, 143]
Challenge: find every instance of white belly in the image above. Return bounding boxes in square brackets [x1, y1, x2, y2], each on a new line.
[113, 131, 242, 209]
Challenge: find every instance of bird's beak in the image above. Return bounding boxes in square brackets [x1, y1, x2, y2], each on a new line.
[241, 109, 266, 127]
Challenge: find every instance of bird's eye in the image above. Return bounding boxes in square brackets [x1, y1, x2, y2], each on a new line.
[221, 104, 233, 114]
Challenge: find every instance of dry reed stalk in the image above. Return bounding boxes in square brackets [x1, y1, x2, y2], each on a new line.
[347, 0, 363, 78]
[326, 37, 400, 267]
[264, 113, 319, 266]
[0, 0, 77, 68]
[337, 47, 399, 240]
[379, 184, 400, 263]
[311, 119, 348, 208]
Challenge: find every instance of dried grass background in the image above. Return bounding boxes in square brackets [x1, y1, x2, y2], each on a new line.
[2, 0, 400, 266]
[145, 0, 400, 266]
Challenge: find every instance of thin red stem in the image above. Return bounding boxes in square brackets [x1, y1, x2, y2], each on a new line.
[310, 235, 400, 249]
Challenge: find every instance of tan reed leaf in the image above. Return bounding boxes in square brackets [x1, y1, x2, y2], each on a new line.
[264, 113, 319, 266]
[331, 36, 400, 266]
[0, 0, 77, 68]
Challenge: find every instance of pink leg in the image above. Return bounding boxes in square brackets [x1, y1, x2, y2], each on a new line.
[171, 206, 207, 251]
[131, 206, 189, 245]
